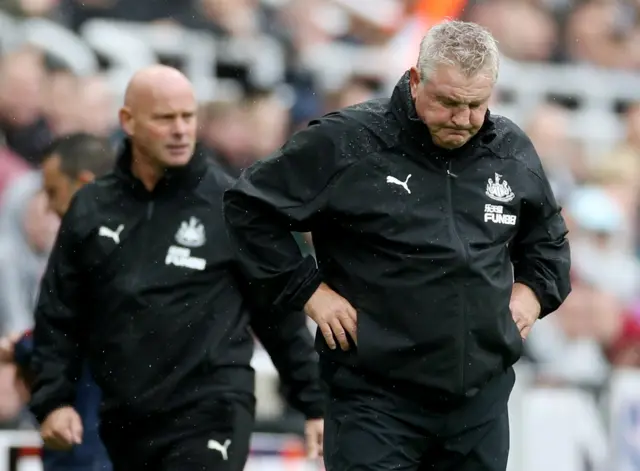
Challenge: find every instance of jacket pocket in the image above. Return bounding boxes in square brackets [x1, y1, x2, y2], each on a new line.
[506, 316, 524, 366]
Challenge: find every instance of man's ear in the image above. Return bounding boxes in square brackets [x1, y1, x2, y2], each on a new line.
[119, 106, 134, 136]
[76, 170, 96, 186]
[409, 67, 421, 100]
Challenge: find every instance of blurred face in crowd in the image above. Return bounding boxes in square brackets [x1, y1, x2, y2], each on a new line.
[45, 71, 81, 135]
[23, 191, 59, 254]
[336, 81, 376, 109]
[410, 64, 493, 149]
[119, 67, 197, 169]
[79, 76, 116, 137]
[626, 104, 640, 148]
[41, 154, 93, 218]
[247, 94, 290, 157]
[0, 50, 46, 126]
[199, 102, 252, 163]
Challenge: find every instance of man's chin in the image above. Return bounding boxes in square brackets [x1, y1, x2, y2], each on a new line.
[436, 137, 468, 150]
[433, 131, 475, 150]
[162, 148, 194, 167]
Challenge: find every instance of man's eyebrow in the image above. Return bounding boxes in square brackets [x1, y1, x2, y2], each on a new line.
[437, 94, 490, 105]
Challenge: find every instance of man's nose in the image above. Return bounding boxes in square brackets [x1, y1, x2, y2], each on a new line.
[451, 107, 471, 127]
[172, 118, 189, 135]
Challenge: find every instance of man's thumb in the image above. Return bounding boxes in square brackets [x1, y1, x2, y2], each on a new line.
[307, 437, 318, 459]
[69, 413, 83, 444]
[305, 427, 320, 459]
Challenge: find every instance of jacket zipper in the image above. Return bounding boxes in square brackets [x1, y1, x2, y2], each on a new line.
[129, 200, 155, 296]
[446, 159, 469, 395]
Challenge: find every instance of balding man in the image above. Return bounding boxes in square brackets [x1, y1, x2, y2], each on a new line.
[29, 66, 324, 471]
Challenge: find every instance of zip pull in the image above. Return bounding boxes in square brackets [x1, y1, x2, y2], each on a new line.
[447, 160, 458, 178]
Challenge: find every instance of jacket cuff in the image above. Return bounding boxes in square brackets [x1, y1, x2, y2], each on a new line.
[30, 399, 72, 424]
[275, 256, 322, 312]
[299, 401, 324, 419]
[30, 388, 75, 424]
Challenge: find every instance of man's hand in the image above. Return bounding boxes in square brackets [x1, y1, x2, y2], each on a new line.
[304, 418, 324, 459]
[510, 283, 541, 340]
[0, 333, 21, 363]
[304, 283, 357, 351]
[40, 406, 83, 450]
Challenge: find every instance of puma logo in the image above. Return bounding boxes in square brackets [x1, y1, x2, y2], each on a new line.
[386, 174, 412, 194]
[98, 224, 124, 244]
[207, 439, 231, 461]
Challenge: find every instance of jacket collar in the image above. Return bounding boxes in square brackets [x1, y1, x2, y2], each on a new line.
[389, 71, 495, 155]
[114, 139, 208, 197]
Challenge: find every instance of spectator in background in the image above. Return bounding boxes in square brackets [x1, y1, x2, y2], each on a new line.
[64, 0, 190, 30]
[0, 0, 58, 17]
[607, 309, 640, 368]
[526, 103, 582, 203]
[245, 90, 291, 160]
[566, 186, 640, 303]
[180, 0, 266, 38]
[43, 69, 82, 137]
[0, 171, 58, 337]
[324, 76, 380, 113]
[198, 100, 254, 177]
[0, 133, 30, 201]
[42, 71, 118, 141]
[595, 103, 640, 253]
[0, 133, 117, 471]
[0, 169, 58, 427]
[0, 48, 53, 164]
[566, 0, 640, 69]
[199, 91, 291, 175]
[525, 270, 621, 388]
[465, 0, 558, 62]
[76, 76, 118, 140]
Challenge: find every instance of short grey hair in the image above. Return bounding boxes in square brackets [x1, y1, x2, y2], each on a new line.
[417, 20, 500, 82]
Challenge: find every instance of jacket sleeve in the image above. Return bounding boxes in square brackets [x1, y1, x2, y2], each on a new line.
[223, 116, 354, 312]
[30, 203, 85, 423]
[510, 140, 571, 318]
[250, 305, 323, 419]
[13, 330, 34, 371]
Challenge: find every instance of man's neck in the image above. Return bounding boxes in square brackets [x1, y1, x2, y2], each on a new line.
[130, 146, 163, 191]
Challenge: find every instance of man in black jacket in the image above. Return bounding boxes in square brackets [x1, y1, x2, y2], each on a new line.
[223, 20, 571, 471]
[30, 65, 324, 471]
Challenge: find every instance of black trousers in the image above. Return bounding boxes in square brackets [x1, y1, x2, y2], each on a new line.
[99, 393, 255, 471]
[322, 363, 514, 471]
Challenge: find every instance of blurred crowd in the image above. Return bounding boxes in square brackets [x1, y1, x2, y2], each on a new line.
[1, 0, 640, 430]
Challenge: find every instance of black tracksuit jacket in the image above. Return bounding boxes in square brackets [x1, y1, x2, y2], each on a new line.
[29, 142, 323, 425]
[223, 72, 572, 399]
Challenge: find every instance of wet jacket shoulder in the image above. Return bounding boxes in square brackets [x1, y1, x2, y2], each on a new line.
[234, 109, 374, 214]
[223, 100, 397, 311]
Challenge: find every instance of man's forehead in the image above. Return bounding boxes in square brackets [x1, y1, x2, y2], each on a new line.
[145, 87, 196, 113]
[426, 65, 494, 100]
